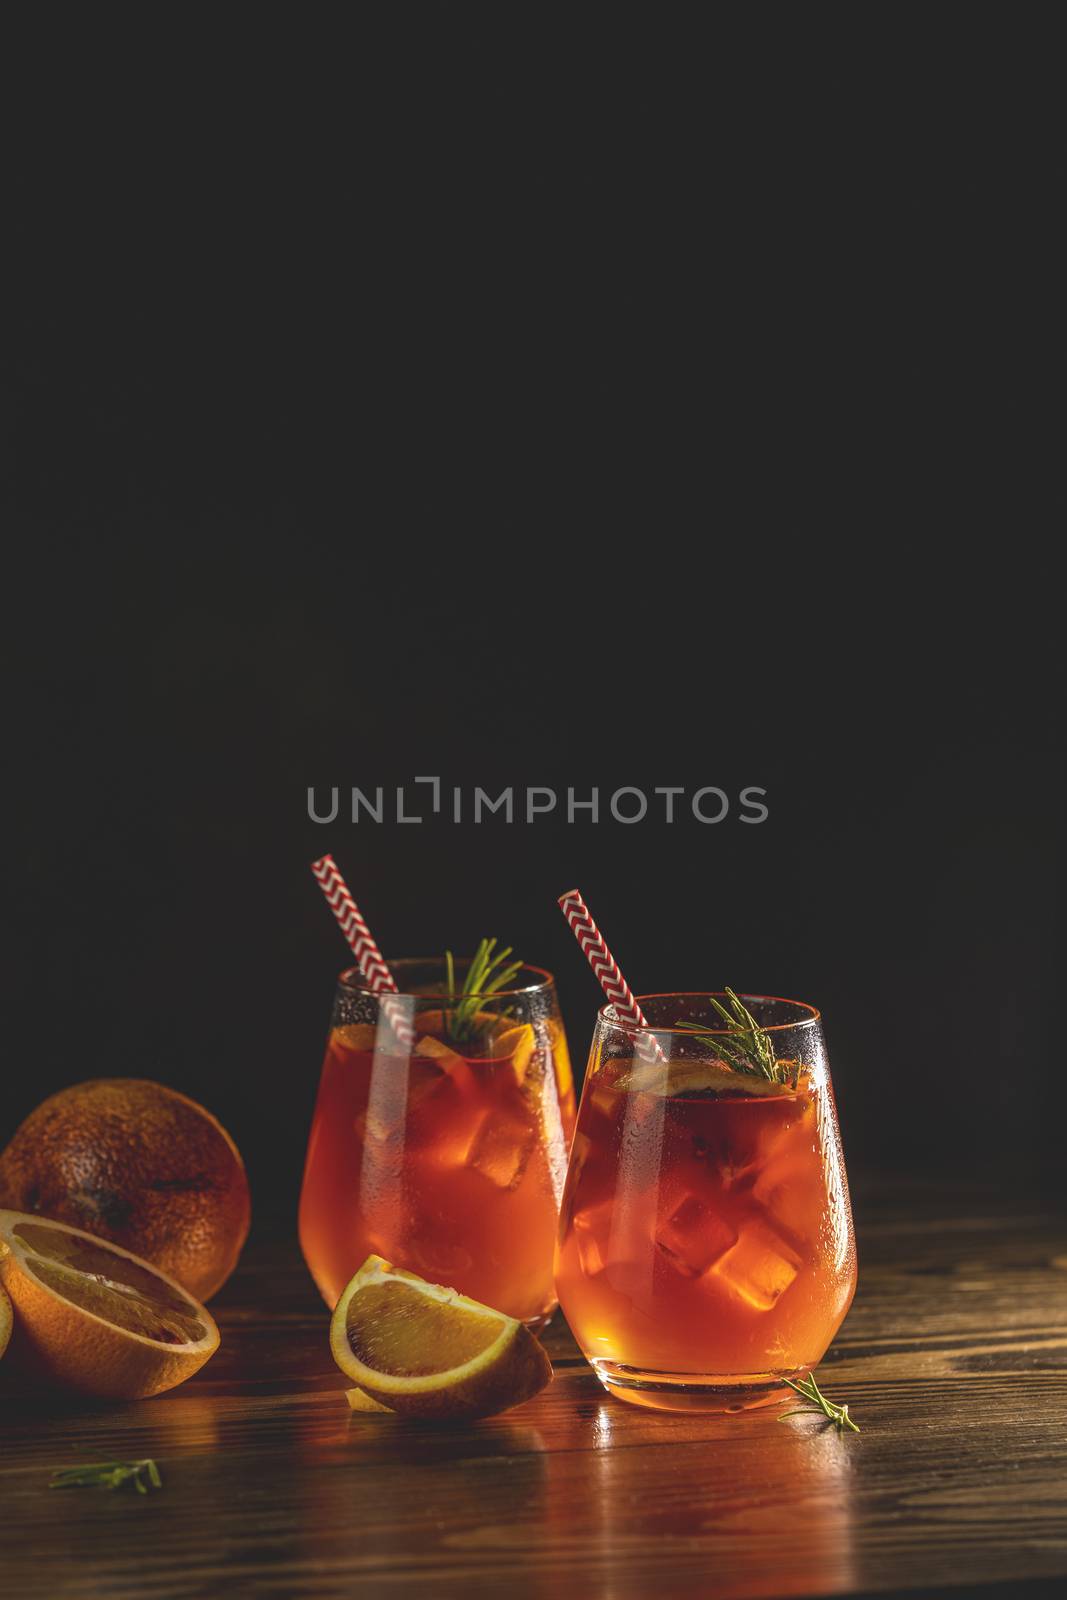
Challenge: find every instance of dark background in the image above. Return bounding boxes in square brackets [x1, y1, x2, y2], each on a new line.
[2, 17, 1061, 1227]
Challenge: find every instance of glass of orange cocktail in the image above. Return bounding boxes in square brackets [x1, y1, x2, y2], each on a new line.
[299, 956, 575, 1327]
[554, 992, 855, 1411]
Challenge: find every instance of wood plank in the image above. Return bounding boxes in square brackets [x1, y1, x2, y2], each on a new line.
[2, 1193, 1066, 1598]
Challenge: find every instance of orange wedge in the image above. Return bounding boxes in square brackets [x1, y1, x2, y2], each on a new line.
[0, 1209, 219, 1398]
[0, 1283, 10, 1360]
[329, 1255, 552, 1419]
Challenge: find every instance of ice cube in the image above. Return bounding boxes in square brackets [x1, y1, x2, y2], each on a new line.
[689, 1096, 809, 1194]
[354, 1062, 445, 1145]
[711, 1216, 802, 1310]
[655, 1192, 737, 1278]
[571, 1199, 614, 1277]
[718, 1159, 757, 1191]
[410, 1037, 481, 1118]
[751, 1156, 818, 1237]
[415, 1034, 470, 1073]
[569, 1198, 655, 1295]
[462, 1110, 537, 1190]
[354, 1102, 401, 1147]
[586, 1079, 621, 1120]
[407, 1235, 474, 1283]
[691, 1136, 759, 1193]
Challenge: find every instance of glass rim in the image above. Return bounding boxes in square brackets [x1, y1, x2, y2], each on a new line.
[598, 991, 821, 1036]
[338, 956, 556, 1002]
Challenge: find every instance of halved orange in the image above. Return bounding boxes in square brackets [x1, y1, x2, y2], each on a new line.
[330, 1255, 552, 1419]
[0, 1209, 220, 1398]
[0, 1283, 11, 1360]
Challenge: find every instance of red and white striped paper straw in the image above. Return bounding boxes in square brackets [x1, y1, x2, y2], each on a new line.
[311, 855, 414, 1048]
[557, 889, 665, 1060]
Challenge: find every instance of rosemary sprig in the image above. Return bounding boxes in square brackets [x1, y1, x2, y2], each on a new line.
[443, 938, 524, 1045]
[50, 1458, 163, 1494]
[779, 1373, 859, 1433]
[674, 988, 799, 1088]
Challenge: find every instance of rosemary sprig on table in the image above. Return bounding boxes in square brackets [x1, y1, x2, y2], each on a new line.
[443, 938, 524, 1045]
[779, 1373, 859, 1433]
[673, 988, 800, 1088]
[50, 1459, 163, 1494]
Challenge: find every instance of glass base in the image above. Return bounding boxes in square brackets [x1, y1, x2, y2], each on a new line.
[524, 1306, 557, 1336]
[592, 1359, 812, 1413]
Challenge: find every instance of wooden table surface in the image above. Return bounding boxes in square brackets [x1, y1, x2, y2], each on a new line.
[2, 1185, 1066, 1599]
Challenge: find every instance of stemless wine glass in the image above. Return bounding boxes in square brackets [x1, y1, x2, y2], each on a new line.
[299, 959, 575, 1327]
[555, 994, 856, 1410]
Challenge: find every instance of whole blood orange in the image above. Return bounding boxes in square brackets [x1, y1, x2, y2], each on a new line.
[0, 1079, 250, 1301]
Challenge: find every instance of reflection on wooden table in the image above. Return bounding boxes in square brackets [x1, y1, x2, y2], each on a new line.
[1, 1184, 1065, 1598]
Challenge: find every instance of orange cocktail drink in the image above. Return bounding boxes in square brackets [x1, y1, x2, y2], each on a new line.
[300, 959, 574, 1326]
[555, 993, 856, 1410]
